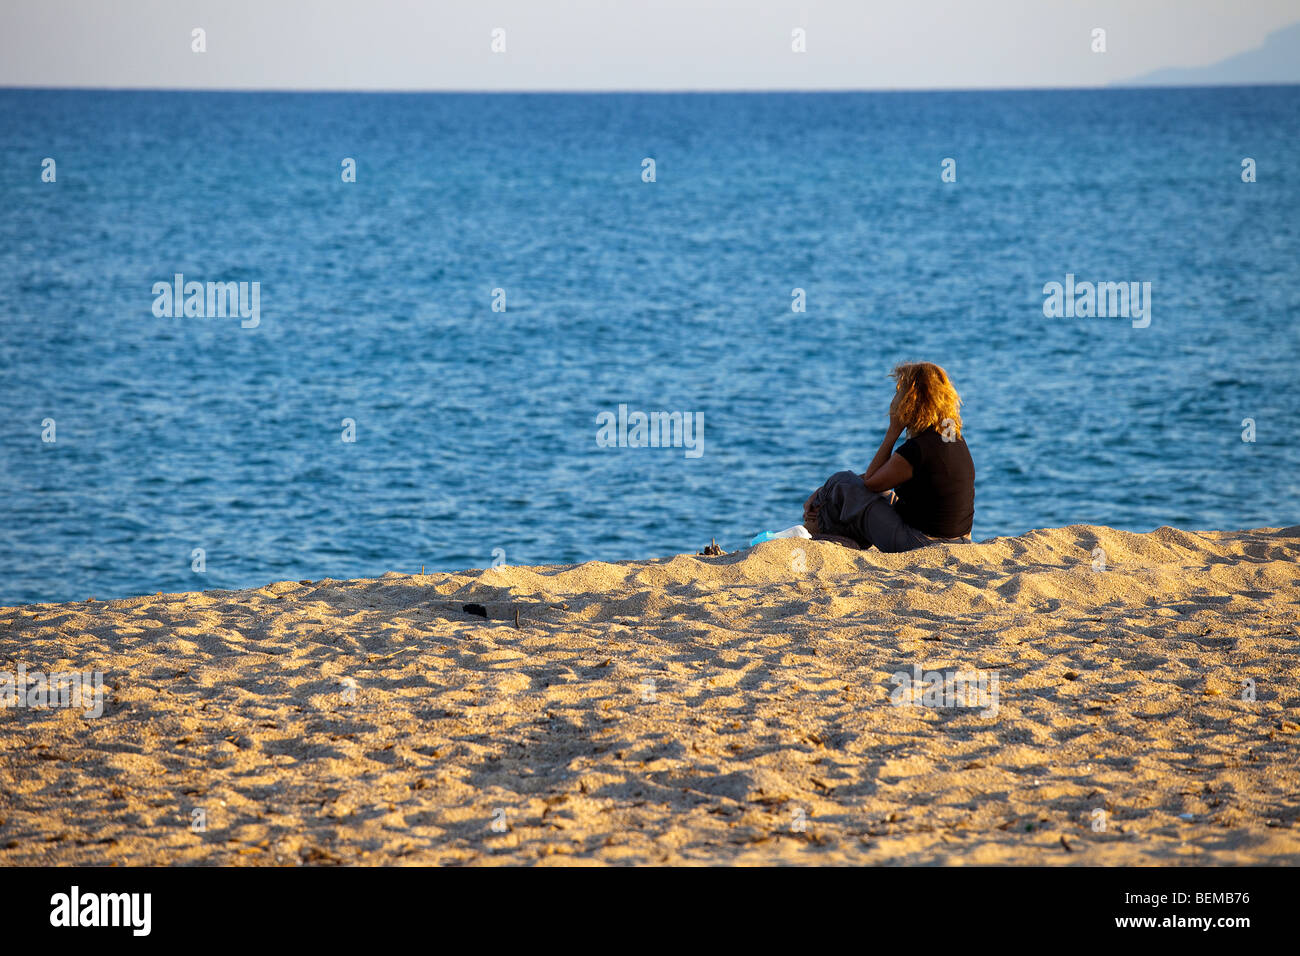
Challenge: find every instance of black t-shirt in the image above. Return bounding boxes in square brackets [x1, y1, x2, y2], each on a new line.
[893, 429, 975, 538]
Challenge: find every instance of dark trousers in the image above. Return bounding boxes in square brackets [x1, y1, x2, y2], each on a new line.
[803, 471, 966, 553]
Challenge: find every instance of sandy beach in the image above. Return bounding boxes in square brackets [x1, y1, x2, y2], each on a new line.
[1, 524, 1297, 866]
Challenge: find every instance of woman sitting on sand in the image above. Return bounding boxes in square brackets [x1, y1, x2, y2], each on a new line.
[803, 362, 975, 552]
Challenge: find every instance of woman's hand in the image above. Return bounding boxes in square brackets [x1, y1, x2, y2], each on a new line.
[863, 390, 907, 485]
[887, 391, 906, 434]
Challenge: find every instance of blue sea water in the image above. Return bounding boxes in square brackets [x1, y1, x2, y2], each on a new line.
[1, 88, 1298, 606]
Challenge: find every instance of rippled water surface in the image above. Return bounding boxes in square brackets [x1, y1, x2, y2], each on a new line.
[1, 88, 1297, 604]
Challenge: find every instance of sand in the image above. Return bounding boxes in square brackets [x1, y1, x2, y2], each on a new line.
[1, 524, 1298, 866]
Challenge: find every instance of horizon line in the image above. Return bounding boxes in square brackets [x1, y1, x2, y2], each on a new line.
[4, 81, 1299, 96]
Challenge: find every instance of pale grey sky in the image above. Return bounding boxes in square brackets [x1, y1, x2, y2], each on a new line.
[1, 0, 1297, 91]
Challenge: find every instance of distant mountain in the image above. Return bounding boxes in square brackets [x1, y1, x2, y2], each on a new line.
[1122, 21, 1300, 87]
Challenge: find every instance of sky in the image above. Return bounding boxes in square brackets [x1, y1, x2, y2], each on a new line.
[1, 0, 1298, 91]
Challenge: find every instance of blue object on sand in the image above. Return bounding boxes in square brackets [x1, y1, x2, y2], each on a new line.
[749, 525, 813, 547]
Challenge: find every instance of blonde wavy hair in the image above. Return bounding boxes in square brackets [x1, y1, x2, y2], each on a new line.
[890, 362, 963, 439]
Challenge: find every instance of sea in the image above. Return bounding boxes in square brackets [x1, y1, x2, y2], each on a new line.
[1, 87, 1297, 605]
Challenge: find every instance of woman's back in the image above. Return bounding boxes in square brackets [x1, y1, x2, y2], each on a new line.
[894, 429, 975, 538]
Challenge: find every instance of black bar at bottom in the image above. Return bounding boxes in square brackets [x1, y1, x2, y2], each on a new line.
[0, 864, 1278, 943]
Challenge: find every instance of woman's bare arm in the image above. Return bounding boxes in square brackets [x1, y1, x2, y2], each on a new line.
[863, 452, 912, 492]
[860, 393, 913, 491]
[861, 422, 903, 482]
